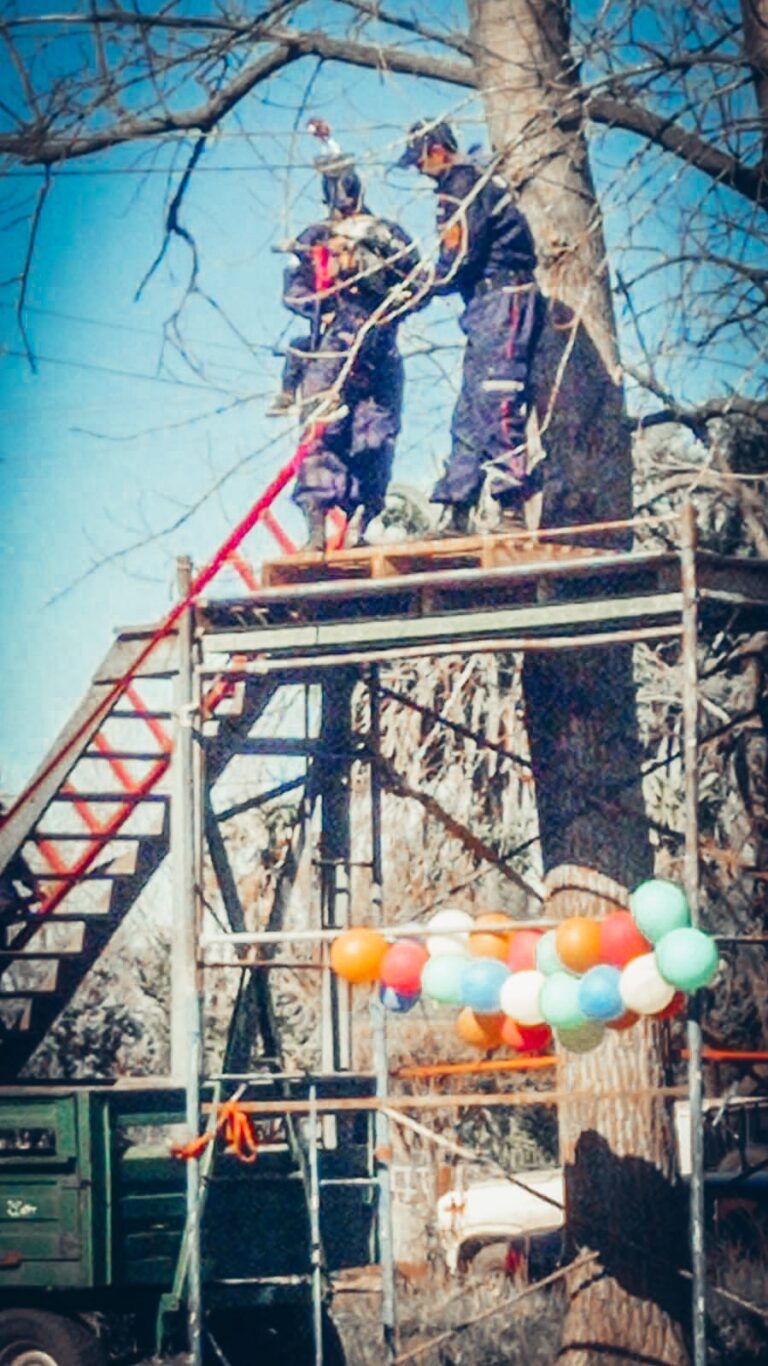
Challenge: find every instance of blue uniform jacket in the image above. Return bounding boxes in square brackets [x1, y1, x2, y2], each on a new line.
[432, 161, 537, 304]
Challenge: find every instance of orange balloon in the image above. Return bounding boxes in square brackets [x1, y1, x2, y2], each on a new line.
[330, 928, 388, 984]
[606, 1009, 639, 1032]
[456, 1008, 505, 1049]
[555, 916, 602, 974]
[469, 913, 515, 962]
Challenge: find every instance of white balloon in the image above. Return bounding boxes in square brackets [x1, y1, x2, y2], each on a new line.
[426, 908, 474, 958]
[499, 969, 546, 1025]
[619, 952, 676, 1015]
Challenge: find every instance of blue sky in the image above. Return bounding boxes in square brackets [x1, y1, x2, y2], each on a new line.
[0, 1, 763, 792]
[0, 20, 474, 791]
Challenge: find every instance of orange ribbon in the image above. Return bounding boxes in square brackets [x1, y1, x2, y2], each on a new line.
[171, 1098, 260, 1164]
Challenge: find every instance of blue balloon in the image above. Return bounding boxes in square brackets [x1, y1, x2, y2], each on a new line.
[379, 984, 419, 1013]
[460, 958, 510, 1013]
[577, 965, 624, 1022]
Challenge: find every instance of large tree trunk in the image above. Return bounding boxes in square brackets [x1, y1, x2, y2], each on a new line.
[467, 3, 690, 1362]
[467, 0, 629, 534]
[742, 0, 768, 162]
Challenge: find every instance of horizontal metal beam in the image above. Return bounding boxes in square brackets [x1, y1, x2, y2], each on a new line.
[200, 624, 683, 679]
[208, 737, 319, 756]
[202, 593, 685, 662]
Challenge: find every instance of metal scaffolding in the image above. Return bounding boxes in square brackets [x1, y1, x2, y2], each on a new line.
[158, 504, 768, 1364]
[3, 504, 767, 1364]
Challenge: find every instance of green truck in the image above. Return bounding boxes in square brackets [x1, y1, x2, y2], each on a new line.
[0, 1078, 377, 1365]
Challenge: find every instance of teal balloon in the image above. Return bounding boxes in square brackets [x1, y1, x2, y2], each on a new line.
[630, 879, 690, 943]
[536, 929, 566, 976]
[540, 972, 587, 1030]
[578, 965, 624, 1022]
[421, 954, 468, 1005]
[460, 958, 510, 1012]
[655, 927, 718, 992]
[556, 1021, 605, 1054]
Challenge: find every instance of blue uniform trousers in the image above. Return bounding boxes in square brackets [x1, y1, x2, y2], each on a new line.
[431, 285, 545, 507]
[292, 306, 402, 521]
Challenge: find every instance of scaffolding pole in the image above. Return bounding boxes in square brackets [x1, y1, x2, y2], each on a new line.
[308, 1085, 324, 1366]
[319, 669, 356, 1072]
[681, 503, 706, 1366]
[171, 556, 203, 1366]
[369, 668, 397, 1357]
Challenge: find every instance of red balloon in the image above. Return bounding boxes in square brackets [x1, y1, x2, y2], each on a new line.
[606, 1009, 639, 1032]
[379, 940, 428, 996]
[506, 929, 543, 973]
[652, 990, 686, 1019]
[598, 911, 651, 968]
[500, 1018, 552, 1052]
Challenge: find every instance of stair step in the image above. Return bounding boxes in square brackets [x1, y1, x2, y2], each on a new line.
[82, 749, 169, 762]
[51, 791, 168, 803]
[6, 912, 108, 924]
[0, 987, 59, 999]
[32, 831, 151, 841]
[34, 868, 130, 882]
[0, 948, 82, 960]
[111, 709, 173, 720]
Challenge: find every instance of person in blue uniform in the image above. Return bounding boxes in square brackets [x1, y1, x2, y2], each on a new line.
[398, 120, 545, 535]
[275, 164, 419, 551]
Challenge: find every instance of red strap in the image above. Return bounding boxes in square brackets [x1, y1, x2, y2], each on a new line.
[311, 242, 333, 293]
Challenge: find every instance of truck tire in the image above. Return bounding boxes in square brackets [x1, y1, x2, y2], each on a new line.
[0, 1310, 105, 1366]
[466, 1240, 512, 1285]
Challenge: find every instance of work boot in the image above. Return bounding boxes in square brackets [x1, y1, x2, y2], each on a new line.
[432, 503, 472, 539]
[344, 506, 367, 548]
[496, 499, 527, 534]
[266, 390, 296, 418]
[303, 506, 326, 553]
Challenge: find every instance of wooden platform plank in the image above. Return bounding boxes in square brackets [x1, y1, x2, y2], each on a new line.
[260, 532, 605, 589]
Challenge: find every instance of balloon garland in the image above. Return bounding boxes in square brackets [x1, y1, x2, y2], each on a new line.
[329, 879, 719, 1054]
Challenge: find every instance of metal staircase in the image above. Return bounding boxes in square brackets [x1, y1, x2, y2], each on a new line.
[0, 632, 283, 1076]
[0, 433, 332, 1079]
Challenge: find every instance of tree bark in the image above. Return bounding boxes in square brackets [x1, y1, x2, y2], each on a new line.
[466, 0, 630, 533]
[466, 4, 690, 1362]
[742, 0, 768, 161]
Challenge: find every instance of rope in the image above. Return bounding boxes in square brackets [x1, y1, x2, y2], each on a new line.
[171, 1096, 260, 1164]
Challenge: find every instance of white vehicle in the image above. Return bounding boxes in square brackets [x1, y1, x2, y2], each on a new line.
[436, 1167, 564, 1278]
[436, 1098, 768, 1282]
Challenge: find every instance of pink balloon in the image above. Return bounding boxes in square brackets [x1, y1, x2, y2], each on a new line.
[506, 929, 543, 972]
[379, 940, 428, 996]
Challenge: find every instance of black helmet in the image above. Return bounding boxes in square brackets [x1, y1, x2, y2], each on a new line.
[397, 119, 458, 169]
[321, 167, 364, 213]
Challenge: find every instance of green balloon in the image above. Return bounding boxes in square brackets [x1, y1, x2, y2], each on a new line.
[421, 954, 468, 1005]
[630, 879, 690, 943]
[655, 928, 718, 992]
[556, 1021, 605, 1054]
[540, 972, 587, 1030]
[536, 929, 566, 976]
